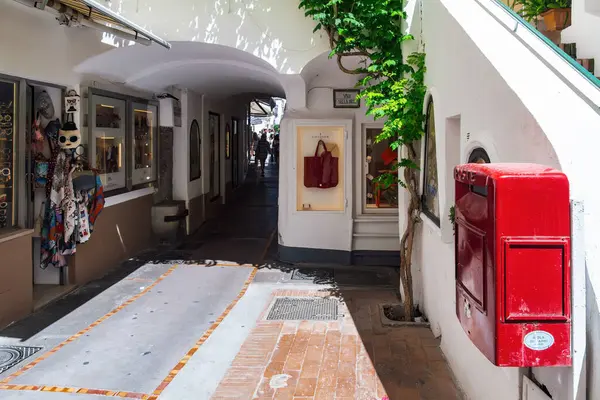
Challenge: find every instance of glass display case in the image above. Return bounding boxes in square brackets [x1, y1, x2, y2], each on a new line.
[0, 79, 16, 231]
[131, 102, 157, 186]
[91, 95, 126, 192]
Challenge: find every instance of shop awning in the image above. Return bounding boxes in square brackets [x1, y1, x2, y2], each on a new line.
[250, 99, 272, 117]
[30, 0, 171, 49]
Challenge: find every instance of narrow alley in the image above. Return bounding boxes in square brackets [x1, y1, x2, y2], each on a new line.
[0, 163, 461, 400]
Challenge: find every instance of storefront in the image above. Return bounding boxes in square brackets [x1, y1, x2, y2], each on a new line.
[0, 74, 162, 328]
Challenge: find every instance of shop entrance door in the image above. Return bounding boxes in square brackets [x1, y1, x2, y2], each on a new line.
[27, 83, 71, 308]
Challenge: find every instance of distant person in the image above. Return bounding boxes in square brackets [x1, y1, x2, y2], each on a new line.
[272, 134, 280, 164]
[255, 133, 271, 177]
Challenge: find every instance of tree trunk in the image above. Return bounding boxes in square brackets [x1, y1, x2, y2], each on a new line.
[399, 145, 421, 321]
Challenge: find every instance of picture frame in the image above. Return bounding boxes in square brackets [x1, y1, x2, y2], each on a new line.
[333, 89, 360, 109]
[189, 119, 201, 181]
[225, 122, 231, 159]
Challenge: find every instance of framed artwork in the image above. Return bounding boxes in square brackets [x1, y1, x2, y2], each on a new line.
[225, 122, 231, 160]
[333, 89, 360, 109]
[190, 119, 201, 181]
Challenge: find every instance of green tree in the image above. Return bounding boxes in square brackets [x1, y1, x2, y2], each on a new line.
[299, 0, 426, 320]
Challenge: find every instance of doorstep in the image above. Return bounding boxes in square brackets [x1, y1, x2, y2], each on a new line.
[33, 284, 78, 312]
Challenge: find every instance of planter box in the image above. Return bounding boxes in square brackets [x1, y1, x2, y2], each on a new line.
[541, 8, 571, 31]
[379, 304, 430, 327]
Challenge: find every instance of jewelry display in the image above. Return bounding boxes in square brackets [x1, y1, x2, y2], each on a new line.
[133, 109, 153, 170]
[0, 82, 14, 230]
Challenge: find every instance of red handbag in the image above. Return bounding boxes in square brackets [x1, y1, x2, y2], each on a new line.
[304, 140, 339, 188]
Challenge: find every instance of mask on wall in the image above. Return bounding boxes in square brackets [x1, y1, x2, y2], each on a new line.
[58, 121, 81, 149]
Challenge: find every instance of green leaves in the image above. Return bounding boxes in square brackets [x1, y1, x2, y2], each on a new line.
[299, 0, 427, 189]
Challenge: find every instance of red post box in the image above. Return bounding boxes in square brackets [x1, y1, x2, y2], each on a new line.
[454, 163, 571, 367]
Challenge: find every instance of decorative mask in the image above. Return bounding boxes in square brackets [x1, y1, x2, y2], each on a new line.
[58, 121, 81, 149]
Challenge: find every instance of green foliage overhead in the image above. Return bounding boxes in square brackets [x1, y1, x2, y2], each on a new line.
[298, 0, 426, 189]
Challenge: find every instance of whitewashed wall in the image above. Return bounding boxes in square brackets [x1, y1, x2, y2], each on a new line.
[562, 0, 600, 68]
[101, 0, 329, 74]
[411, 0, 600, 399]
[0, 0, 109, 85]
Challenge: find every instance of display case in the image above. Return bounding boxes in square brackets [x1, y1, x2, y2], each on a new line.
[91, 95, 126, 192]
[131, 102, 157, 186]
[0, 79, 16, 231]
[295, 125, 345, 212]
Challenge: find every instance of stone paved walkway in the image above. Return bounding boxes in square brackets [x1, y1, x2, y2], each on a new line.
[211, 288, 460, 400]
[0, 163, 462, 399]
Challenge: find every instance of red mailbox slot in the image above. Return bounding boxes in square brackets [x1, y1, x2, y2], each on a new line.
[454, 163, 571, 367]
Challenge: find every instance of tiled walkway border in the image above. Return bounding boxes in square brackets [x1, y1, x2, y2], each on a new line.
[0, 264, 258, 399]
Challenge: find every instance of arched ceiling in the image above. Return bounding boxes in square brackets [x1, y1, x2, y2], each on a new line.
[75, 41, 286, 98]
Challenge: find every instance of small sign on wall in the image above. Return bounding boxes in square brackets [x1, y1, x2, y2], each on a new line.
[333, 89, 360, 108]
[173, 98, 182, 127]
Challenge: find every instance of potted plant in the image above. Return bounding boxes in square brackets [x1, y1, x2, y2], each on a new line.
[542, 1, 571, 31]
[513, 0, 572, 31]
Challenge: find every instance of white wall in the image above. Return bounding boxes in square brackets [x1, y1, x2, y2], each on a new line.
[412, 0, 600, 399]
[410, 0, 568, 399]
[562, 0, 600, 69]
[97, 0, 329, 74]
[0, 0, 110, 86]
[278, 55, 405, 255]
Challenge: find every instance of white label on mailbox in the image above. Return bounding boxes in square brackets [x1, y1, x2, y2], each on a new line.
[523, 330, 555, 351]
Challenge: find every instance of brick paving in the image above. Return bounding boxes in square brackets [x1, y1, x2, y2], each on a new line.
[211, 289, 462, 400]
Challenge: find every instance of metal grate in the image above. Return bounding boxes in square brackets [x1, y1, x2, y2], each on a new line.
[266, 297, 339, 321]
[291, 268, 334, 282]
[0, 345, 42, 375]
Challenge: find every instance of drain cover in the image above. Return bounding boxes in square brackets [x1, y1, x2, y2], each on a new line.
[266, 297, 339, 321]
[291, 268, 334, 282]
[0, 345, 42, 374]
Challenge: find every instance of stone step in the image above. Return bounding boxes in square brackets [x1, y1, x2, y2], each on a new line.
[559, 43, 577, 59]
[577, 58, 595, 74]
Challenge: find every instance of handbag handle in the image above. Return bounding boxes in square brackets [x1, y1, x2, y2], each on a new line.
[314, 140, 329, 156]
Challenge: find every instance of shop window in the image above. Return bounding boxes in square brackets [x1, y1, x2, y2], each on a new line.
[468, 147, 491, 164]
[90, 92, 159, 194]
[364, 127, 398, 211]
[421, 99, 440, 225]
[131, 102, 157, 186]
[0, 79, 16, 232]
[190, 119, 201, 181]
[91, 95, 126, 193]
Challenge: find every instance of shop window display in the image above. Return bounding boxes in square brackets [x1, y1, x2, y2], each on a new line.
[365, 127, 398, 210]
[91, 96, 126, 192]
[0, 79, 15, 231]
[131, 103, 157, 186]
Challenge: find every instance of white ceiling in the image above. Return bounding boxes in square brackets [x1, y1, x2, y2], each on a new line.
[75, 41, 286, 98]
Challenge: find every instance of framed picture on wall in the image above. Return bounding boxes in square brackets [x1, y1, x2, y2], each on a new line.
[190, 119, 201, 181]
[225, 122, 231, 159]
[333, 89, 360, 108]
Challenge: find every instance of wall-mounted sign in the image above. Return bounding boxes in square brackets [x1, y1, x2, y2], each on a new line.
[333, 89, 360, 109]
[173, 98, 182, 127]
